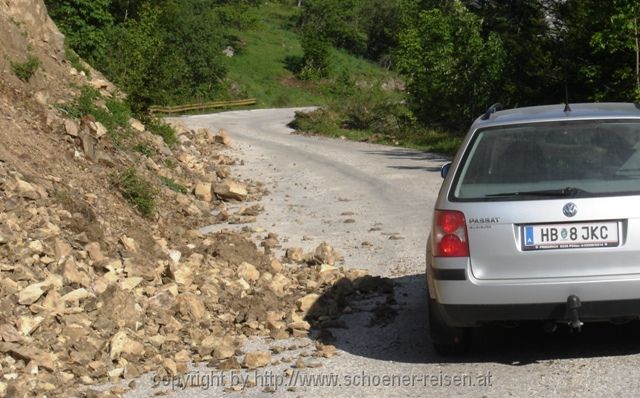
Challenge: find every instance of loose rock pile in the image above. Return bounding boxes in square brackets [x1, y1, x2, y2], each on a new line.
[0, 128, 394, 397]
[0, 3, 396, 395]
[0, 163, 383, 396]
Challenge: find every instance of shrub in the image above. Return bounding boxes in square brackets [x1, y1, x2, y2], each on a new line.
[133, 143, 154, 157]
[144, 117, 178, 146]
[11, 55, 41, 82]
[396, 3, 505, 129]
[116, 168, 157, 216]
[299, 33, 331, 80]
[57, 85, 132, 144]
[340, 86, 413, 136]
[159, 176, 187, 194]
[64, 44, 91, 78]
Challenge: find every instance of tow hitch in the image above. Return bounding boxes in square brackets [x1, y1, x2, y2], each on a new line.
[566, 295, 583, 331]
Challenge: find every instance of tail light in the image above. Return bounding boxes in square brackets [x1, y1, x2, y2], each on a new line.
[433, 210, 469, 257]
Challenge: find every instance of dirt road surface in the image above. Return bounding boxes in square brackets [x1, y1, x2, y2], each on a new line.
[128, 109, 640, 398]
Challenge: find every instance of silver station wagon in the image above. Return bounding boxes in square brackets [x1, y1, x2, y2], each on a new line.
[427, 103, 640, 354]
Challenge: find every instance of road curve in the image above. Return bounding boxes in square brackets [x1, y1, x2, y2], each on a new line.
[127, 109, 640, 398]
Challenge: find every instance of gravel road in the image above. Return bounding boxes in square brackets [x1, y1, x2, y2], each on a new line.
[129, 108, 640, 398]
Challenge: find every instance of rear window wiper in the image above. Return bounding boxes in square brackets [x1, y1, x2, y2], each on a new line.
[486, 187, 589, 198]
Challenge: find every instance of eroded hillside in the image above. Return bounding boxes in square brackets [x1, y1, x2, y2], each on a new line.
[0, 1, 391, 396]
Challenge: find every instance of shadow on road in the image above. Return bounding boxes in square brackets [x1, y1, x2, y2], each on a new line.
[387, 165, 443, 172]
[362, 148, 450, 165]
[306, 273, 640, 367]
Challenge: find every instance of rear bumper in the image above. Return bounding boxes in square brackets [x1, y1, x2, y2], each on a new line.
[427, 259, 640, 326]
[439, 299, 640, 327]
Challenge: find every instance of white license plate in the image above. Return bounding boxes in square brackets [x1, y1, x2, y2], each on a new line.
[522, 221, 619, 251]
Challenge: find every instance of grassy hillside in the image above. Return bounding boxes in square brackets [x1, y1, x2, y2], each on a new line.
[225, 3, 395, 107]
[224, 3, 460, 155]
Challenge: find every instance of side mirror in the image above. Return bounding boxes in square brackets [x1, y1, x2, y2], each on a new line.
[440, 162, 452, 179]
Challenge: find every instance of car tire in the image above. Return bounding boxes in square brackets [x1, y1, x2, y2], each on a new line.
[428, 295, 470, 355]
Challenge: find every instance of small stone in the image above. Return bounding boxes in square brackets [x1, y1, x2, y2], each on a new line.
[268, 274, 291, 297]
[213, 344, 235, 360]
[320, 264, 337, 273]
[214, 179, 247, 202]
[61, 288, 90, 302]
[64, 119, 79, 136]
[120, 235, 138, 253]
[90, 121, 108, 138]
[244, 351, 271, 369]
[129, 118, 145, 132]
[85, 242, 105, 262]
[168, 250, 182, 264]
[235, 278, 251, 291]
[218, 357, 241, 371]
[318, 344, 337, 358]
[17, 316, 44, 336]
[170, 262, 193, 285]
[162, 358, 178, 377]
[120, 277, 143, 291]
[287, 321, 311, 331]
[285, 247, 304, 263]
[176, 293, 208, 320]
[18, 282, 48, 305]
[0, 324, 22, 343]
[194, 182, 213, 202]
[15, 179, 39, 200]
[297, 293, 320, 314]
[108, 368, 124, 378]
[110, 331, 145, 360]
[238, 262, 260, 282]
[215, 129, 231, 146]
[269, 259, 283, 273]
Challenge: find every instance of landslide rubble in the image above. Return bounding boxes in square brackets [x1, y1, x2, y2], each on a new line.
[0, 1, 395, 396]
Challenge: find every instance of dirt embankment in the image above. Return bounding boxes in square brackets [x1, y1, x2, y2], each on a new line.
[0, 2, 393, 397]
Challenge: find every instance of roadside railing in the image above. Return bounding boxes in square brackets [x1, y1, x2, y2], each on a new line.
[149, 98, 257, 114]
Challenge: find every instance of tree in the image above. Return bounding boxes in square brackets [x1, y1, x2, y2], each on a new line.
[464, 0, 559, 107]
[46, 0, 113, 61]
[590, 0, 640, 99]
[551, 0, 638, 102]
[96, 0, 229, 109]
[96, 4, 162, 109]
[299, 0, 368, 57]
[299, 30, 332, 79]
[396, 0, 505, 129]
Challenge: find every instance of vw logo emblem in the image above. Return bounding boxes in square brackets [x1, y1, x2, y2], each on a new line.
[563, 202, 577, 217]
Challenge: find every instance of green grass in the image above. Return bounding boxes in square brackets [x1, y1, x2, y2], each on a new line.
[144, 117, 178, 147]
[57, 85, 133, 144]
[225, 3, 460, 155]
[159, 176, 187, 194]
[64, 44, 91, 78]
[224, 3, 396, 107]
[291, 108, 463, 156]
[133, 143, 154, 157]
[116, 168, 157, 216]
[11, 55, 41, 82]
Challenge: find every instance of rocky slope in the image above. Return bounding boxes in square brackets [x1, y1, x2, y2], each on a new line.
[0, 1, 394, 397]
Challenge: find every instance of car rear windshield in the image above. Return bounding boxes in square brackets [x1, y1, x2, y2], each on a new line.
[452, 119, 640, 201]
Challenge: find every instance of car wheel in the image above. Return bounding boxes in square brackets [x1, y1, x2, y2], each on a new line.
[428, 295, 470, 355]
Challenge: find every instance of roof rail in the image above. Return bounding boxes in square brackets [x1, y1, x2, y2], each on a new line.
[481, 103, 504, 120]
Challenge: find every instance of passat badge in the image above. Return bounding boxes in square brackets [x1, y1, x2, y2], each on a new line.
[563, 202, 577, 218]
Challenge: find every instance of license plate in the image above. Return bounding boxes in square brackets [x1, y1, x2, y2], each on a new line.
[522, 221, 619, 251]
